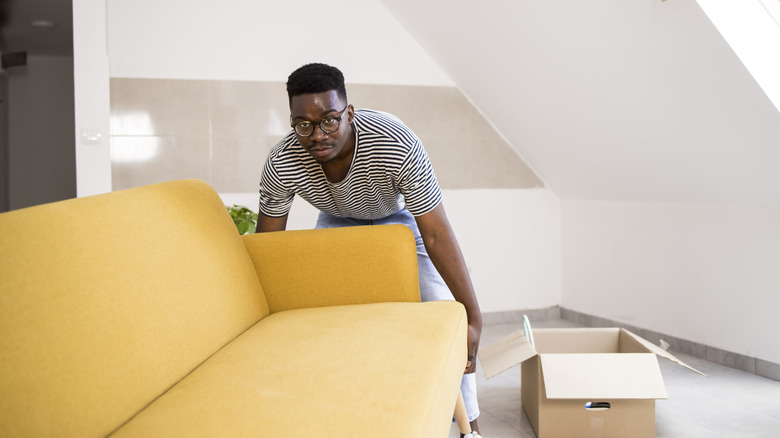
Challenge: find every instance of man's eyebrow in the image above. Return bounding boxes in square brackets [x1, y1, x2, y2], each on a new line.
[291, 108, 342, 121]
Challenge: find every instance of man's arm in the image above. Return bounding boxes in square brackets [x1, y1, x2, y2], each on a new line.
[256, 213, 289, 233]
[414, 203, 482, 374]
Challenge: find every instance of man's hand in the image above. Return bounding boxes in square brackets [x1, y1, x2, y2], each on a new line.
[465, 321, 482, 374]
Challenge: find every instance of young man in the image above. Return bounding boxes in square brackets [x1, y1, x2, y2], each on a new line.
[257, 63, 482, 435]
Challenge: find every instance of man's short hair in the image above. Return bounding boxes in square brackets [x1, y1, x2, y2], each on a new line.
[286, 63, 348, 105]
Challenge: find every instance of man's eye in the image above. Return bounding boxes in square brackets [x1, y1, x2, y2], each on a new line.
[298, 122, 312, 128]
[322, 118, 337, 124]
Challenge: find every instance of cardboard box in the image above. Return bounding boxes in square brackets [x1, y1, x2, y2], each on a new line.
[479, 319, 705, 438]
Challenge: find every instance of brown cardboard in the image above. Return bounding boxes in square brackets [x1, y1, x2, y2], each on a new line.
[480, 329, 536, 378]
[479, 323, 705, 438]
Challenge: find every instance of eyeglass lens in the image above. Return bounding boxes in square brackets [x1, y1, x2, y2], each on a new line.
[293, 106, 348, 137]
[295, 118, 341, 136]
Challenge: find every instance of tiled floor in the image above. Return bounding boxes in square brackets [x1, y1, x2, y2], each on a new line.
[449, 319, 780, 438]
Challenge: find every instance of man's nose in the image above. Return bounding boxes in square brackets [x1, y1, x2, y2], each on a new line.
[309, 125, 328, 142]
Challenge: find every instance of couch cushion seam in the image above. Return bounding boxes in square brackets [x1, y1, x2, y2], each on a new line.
[105, 318, 266, 436]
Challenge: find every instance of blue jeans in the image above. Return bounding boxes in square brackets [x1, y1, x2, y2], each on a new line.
[316, 208, 480, 422]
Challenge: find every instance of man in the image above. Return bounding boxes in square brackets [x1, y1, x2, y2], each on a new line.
[257, 63, 482, 436]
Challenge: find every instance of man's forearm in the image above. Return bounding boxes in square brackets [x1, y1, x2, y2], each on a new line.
[423, 224, 482, 326]
[415, 205, 482, 325]
[256, 212, 289, 233]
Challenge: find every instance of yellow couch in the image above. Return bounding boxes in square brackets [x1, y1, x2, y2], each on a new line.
[0, 179, 467, 437]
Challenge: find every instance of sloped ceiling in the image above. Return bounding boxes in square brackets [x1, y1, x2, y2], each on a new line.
[380, 0, 780, 204]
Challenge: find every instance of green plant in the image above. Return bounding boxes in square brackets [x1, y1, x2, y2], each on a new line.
[227, 205, 258, 235]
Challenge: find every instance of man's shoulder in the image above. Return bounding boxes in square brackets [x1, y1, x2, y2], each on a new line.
[354, 108, 406, 127]
[264, 133, 314, 177]
[354, 109, 418, 147]
[268, 133, 304, 160]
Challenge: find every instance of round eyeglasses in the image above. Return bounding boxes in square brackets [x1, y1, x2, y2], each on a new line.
[291, 106, 349, 137]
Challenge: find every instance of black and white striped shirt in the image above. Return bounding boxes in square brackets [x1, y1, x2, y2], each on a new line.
[259, 109, 442, 220]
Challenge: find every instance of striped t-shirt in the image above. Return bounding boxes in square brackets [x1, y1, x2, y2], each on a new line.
[258, 109, 442, 220]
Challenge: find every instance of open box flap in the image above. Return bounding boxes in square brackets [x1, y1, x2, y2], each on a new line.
[623, 330, 708, 377]
[541, 353, 668, 399]
[479, 328, 537, 379]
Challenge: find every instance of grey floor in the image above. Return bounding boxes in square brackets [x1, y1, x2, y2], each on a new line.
[449, 319, 780, 438]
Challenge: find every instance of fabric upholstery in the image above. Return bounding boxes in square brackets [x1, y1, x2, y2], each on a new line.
[112, 301, 467, 438]
[242, 225, 421, 313]
[0, 180, 269, 437]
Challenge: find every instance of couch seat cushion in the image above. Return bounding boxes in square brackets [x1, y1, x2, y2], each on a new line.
[111, 301, 467, 438]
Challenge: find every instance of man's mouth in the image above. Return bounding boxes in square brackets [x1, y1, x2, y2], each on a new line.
[308, 145, 333, 158]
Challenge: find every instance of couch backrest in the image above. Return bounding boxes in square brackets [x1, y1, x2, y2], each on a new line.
[242, 225, 421, 314]
[0, 179, 269, 437]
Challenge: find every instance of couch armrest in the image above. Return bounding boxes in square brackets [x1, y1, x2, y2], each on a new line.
[241, 224, 421, 313]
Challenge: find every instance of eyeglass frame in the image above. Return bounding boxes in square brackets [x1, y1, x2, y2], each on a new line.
[290, 105, 350, 137]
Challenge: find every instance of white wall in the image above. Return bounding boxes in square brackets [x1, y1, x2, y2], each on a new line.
[107, 0, 454, 87]
[73, 0, 111, 197]
[446, 189, 561, 313]
[562, 200, 780, 364]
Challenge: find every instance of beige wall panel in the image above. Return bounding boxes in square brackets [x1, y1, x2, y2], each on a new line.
[110, 79, 543, 192]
